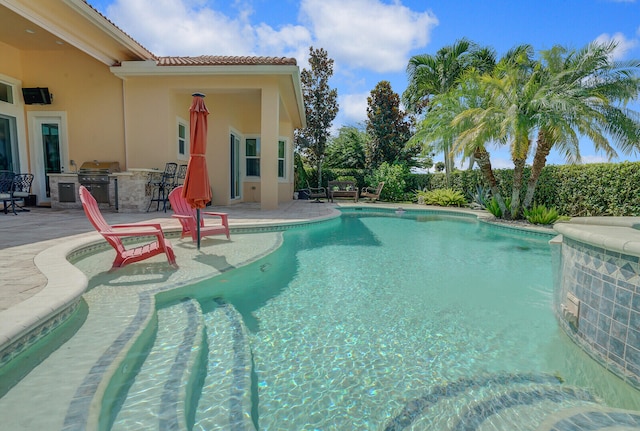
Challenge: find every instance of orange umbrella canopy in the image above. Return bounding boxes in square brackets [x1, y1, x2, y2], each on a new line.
[182, 93, 212, 209]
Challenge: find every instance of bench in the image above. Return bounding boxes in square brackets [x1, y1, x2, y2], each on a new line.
[328, 180, 358, 202]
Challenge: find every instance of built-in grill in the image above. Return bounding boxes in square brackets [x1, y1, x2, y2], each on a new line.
[78, 161, 120, 204]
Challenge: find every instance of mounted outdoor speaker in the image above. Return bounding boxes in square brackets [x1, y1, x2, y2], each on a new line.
[22, 87, 52, 105]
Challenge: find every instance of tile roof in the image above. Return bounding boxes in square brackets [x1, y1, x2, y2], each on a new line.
[156, 56, 297, 66]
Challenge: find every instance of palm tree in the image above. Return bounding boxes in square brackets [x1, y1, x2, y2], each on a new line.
[522, 41, 640, 209]
[410, 69, 511, 216]
[457, 44, 538, 218]
[404, 39, 495, 185]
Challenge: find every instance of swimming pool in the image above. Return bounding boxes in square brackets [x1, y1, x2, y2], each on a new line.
[2, 210, 640, 430]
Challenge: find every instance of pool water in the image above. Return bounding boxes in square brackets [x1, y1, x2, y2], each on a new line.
[165, 212, 640, 429]
[3, 211, 640, 430]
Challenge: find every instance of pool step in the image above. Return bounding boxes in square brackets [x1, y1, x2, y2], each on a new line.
[384, 373, 601, 431]
[194, 298, 256, 431]
[111, 299, 205, 431]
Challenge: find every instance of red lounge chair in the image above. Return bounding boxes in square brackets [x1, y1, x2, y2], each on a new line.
[168, 186, 231, 242]
[79, 186, 177, 269]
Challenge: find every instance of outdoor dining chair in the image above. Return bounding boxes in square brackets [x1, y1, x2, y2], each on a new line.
[0, 170, 15, 214]
[147, 162, 178, 212]
[7, 173, 34, 213]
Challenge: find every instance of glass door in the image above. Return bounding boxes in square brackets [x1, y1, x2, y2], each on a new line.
[40, 122, 61, 197]
[0, 114, 18, 172]
[230, 133, 241, 199]
[29, 113, 67, 203]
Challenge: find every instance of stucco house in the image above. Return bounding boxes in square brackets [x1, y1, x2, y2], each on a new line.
[0, 0, 305, 210]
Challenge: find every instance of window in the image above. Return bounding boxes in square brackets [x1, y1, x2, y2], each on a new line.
[0, 82, 13, 104]
[278, 140, 286, 178]
[246, 138, 260, 177]
[177, 119, 188, 160]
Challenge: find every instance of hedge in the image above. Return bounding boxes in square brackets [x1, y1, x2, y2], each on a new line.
[417, 161, 640, 217]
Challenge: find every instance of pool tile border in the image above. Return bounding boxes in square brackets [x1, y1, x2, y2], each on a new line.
[554, 223, 640, 392]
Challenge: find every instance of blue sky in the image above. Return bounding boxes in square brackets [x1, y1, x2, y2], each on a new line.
[88, 0, 640, 168]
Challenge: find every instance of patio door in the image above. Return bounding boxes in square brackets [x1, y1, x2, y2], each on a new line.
[230, 132, 241, 200]
[0, 114, 19, 171]
[28, 112, 68, 203]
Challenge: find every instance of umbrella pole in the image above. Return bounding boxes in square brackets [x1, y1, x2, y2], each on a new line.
[197, 208, 201, 250]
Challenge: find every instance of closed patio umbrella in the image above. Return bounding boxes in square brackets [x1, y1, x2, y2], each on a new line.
[182, 92, 212, 250]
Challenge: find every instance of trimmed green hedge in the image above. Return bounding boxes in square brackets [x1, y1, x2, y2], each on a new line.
[417, 161, 640, 217]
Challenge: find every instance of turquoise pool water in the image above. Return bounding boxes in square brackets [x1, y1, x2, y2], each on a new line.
[163, 211, 640, 429]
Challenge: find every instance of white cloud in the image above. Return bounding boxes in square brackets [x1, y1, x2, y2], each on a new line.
[594, 32, 638, 60]
[340, 92, 369, 124]
[105, 0, 311, 58]
[106, 0, 254, 55]
[579, 154, 611, 164]
[255, 23, 312, 61]
[299, 0, 438, 73]
[488, 157, 514, 169]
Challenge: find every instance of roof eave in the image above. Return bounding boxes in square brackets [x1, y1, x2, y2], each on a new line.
[111, 61, 298, 77]
[64, 0, 154, 60]
[111, 61, 306, 128]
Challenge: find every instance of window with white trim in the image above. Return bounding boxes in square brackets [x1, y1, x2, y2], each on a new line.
[0, 82, 14, 104]
[177, 118, 188, 160]
[246, 138, 260, 177]
[278, 140, 286, 179]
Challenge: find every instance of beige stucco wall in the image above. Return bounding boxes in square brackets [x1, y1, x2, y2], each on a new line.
[14, 47, 126, 168]
[0, 42, 23, 78]
[121, 74, 296, 207]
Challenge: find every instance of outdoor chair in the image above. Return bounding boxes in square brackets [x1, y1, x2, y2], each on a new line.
[168, 186, 231, 242]
[147, 162, 178, 212]
[80, 185, 177, 269]
[0, 171, 16, 214]
[306, 181, 327, 203]
[8, 173, 34, 213]
[174, 164, 187, 188]
[360, 182, 384, 202]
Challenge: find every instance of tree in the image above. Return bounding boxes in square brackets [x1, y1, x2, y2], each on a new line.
[416, 41, 640, 219]
[522, 41, 640, 209]
[325, 125, 368, 169]
[296, 47, 339, 188]
[365, 81, 414, 169]
[404, 39, 496, 185]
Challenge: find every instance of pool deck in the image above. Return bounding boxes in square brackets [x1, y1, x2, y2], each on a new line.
[0, 200, 345, 351]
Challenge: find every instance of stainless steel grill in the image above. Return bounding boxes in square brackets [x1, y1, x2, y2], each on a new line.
[78, 161, 120, 204]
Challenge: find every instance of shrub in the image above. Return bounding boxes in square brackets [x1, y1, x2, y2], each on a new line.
[336, 175, 357, 183]
[366, 162, 411, 202]
[468, 185, 490, 209]
[524, 204, 560, 225]
[485, 197, 502, 217]
[416, 188, 466, 207]
[485, 197, 512, 218]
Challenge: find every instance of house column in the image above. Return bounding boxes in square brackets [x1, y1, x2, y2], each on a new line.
[260, 82, 279, 210]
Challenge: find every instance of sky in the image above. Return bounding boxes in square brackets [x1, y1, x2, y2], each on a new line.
[88, 0, 640, 169]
